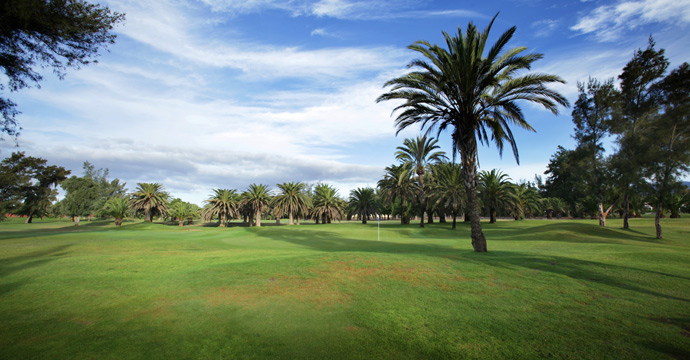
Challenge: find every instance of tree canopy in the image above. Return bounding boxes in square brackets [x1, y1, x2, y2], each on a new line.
[0, 0, 125, 138]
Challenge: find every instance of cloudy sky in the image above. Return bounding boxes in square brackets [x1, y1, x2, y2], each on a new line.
[3, 0, 690, 205]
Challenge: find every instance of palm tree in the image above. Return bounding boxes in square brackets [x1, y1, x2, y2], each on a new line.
[312, 184, 344, 224]
[242, 184, 271, 227]
[204, 189, 238, 227]
[271, 182, 311, 225]
[130, 183, 169, 222]
[376, 15, 569, 252]
[348, 187, 379, 224]
[478, 169, 512, 223]
[170, 201, 195, 227]
[509, 183, 541, 220]
[541, 197, 566, 219]
[102, 197, 130, 226]
[395, 135, 447, 227]
[377, 164, 415, 224]
[431, 162, 466, 229]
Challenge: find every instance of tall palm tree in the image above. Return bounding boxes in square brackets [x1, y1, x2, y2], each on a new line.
[204, 189, 238, 227]
[242, 184, 271, 227]
[348, 187, 379, 224]
[102, 197, 130, 226]
[478, 169, 512, 223]
[271, 182, 311, 225]
[377, 164, 415, 224]
[130, 183, 169, 222]
[376, 15, 569, 252]
[431, 162, 466, 229]
[395, 135, 447, 227]
[312, 184, 344, 224]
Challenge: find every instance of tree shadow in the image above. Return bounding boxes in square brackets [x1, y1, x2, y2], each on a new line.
[484, 222, 660, 244]
[252, 229, 690, 303]
[0, 244, 73, 295]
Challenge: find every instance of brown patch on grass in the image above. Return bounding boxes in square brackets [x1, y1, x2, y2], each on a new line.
[345, 325, 362, 332]
[122, 304, 173, 321]
[205, 274, 351, 309]
[69, 318, 93, 326]
[205, 258, 473, 309]
[310, 259, 469, 292]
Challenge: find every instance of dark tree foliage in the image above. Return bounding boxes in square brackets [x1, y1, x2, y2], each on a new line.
[543, 146, 589, 216]
[60, 175, 97, 224]
[81, 161, 126, 216]
[643, 62, 690, 238]
[0, 0, 125, 138]
[613, 37, 669, 228]
[0, 152, 69, 222]
[572, 78, 618, 226]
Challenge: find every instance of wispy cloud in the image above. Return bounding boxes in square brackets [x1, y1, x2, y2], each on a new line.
[531, 19, 559, 37]
[193, 0, 482, 20]
[112, 1, 407, 80]
[310, 28, 341, 38]
[571, 0, 690, 41]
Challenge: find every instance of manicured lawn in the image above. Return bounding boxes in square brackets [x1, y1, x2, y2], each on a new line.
[1, 217, 689, 359]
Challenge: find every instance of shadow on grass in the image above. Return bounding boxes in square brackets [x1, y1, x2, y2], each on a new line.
[253, 228, 690, 303]
[486, 222, 659, 244]
[0, 244, 73, 295]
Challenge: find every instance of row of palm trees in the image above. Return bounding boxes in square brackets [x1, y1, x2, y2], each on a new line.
[100, 182, 350, 227]
[98, 153, 566, 230]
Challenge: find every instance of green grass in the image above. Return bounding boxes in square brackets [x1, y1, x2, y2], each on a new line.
[1, 217, 689, 359]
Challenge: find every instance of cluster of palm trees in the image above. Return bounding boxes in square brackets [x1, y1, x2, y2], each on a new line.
[378, 136, 567, 229]
[100, 181, 351, 228]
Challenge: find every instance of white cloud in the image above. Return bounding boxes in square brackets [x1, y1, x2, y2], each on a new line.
[310, 28, 340, 38]
[189, 0, 482, 20]
[531, 19, 560, 37]
[111, 0, 407, 80]
[571, 0, 690, 41]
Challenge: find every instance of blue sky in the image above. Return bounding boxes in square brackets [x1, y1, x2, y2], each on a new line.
[3, 0, 690, 205]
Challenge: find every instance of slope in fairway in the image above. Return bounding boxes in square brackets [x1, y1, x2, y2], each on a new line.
[1, 218, 689, 359]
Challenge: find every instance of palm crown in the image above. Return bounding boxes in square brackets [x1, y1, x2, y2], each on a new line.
[129, 183, 169, 222]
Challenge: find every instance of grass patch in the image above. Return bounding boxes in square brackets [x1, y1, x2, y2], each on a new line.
[1, 217, 689, 359]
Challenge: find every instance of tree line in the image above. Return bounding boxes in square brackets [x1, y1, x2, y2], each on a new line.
[3, 140, 687, 232]
[540, 38, 690, 239]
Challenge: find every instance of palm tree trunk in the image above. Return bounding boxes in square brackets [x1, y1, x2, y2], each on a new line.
[289, 212, 294, 225]
[115, 218, 122, 226]
[75, 216, 80, 226]
[179, 219, 184, 227]
[427, 211, 434, 224]
[25, 214, 33, 223]
[145, 206, 151, 222]
[452, 213, 457, 230]
[460, 135, 487, 252]
[256, 210, 262, 227]
[490, 208, 496, 224]
[418, 175, 425, 228]
[220, 213, 226, 227]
